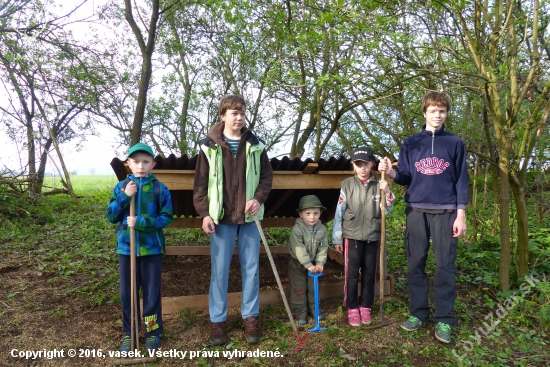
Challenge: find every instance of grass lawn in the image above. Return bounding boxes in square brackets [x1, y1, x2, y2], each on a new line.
[43, 174, 119, 194]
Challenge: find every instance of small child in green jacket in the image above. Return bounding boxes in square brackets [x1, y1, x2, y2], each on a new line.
[287, 195, 329, 325]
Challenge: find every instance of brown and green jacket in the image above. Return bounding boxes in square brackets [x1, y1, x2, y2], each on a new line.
[193, 122, 273, 224]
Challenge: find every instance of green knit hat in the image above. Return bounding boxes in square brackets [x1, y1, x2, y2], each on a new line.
[296, 195, 326, 212]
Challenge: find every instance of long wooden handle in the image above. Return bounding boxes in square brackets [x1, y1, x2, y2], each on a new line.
[253, 215, 300, 335]
[379, 171, 386, 323]
[129, 196, 139, 350]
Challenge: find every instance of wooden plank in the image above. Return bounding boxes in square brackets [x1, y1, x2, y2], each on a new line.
[169, 217, 296, 229]
[327, 247, 343, 265]
[169, 218, 202, 228]
[153, 169, 195, 174]
[159, 275, 393, 314]
[160, 278, 392, 314]
[317, 170, 389, 180]
[151, 172, 196, 190]
[165, 246, 289, 256]
[317, 171, 354, 175]
[272, 173, 347, 189]
[151, 170, 354, 190]
[374, 278, 393, 296]
[302, 163, 318, 174]
[161, 283, 344, 315]
[153, 168, 392, 191]
[162, 280, 393, 314]
[259, 217, 296, 227]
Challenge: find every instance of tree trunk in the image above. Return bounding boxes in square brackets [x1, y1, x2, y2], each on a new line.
[27, 118, 40, 196]
[293, 97, 319, 159]
[33, 99, 79, 206]
[470, 156, 478, 240]
[481, 162, 489, 238]
[509, 175, 529, 277]
[290, 51, 309, 159]
[490, 164, 500, 236]
[497, 143, 512, 291]
[131, 58, 154, 145]
[124, 0, 161, 146]
[482, 108, 500, 236]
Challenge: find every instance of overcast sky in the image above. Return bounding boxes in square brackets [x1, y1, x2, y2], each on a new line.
[0, 128, 121, 175]
[1, 0, 123, 176]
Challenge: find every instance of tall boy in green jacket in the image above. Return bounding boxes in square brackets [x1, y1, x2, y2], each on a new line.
[193, 95, 273, 345]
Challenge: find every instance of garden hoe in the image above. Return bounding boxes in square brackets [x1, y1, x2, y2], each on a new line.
[116, 196, 157, 366]
[253, 215, 311, 352]
[364, 171, 398, 330]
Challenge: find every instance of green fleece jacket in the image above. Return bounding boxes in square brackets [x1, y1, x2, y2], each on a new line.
[287, 218, 329, 269]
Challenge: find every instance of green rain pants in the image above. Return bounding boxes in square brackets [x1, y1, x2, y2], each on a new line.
[288, 258, 318, 319]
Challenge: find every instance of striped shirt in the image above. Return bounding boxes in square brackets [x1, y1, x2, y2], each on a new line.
[222, 135, 240, 154]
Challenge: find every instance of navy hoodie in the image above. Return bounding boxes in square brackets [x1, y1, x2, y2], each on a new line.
[394, 124, 469, 210]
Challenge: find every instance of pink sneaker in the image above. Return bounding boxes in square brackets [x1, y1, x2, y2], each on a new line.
[347, 308, 361, 327]
[359, 307, 372, 325]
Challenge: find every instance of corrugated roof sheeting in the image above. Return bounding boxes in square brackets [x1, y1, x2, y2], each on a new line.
[110, 154, 354, 221]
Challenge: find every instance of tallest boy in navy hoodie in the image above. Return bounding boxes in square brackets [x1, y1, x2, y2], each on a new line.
[379, 92, 468, 344]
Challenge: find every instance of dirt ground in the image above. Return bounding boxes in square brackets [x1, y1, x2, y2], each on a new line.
[162, 254, 345, 297]
[4, 254, 379, 367]
[6, 250, 533, 366]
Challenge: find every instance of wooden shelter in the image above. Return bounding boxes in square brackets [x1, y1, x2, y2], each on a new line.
[110, 155, 394, 314]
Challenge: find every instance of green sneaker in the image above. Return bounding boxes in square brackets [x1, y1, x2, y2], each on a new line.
[120, 335, 132, 352]
[145, 335, 161, 350]
[400, 316, 424, 331]
[435, 322, 451, 343]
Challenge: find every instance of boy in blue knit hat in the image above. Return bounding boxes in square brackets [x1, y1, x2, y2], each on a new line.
[106, 142, 173, 351]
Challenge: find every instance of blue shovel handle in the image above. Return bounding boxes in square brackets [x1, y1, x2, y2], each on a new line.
[308, 271, 327, 332]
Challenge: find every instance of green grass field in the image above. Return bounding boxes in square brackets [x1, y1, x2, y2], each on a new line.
[42, 174, 119, 194]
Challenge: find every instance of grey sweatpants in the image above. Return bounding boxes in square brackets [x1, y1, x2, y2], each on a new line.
[405, 207, 458, 325]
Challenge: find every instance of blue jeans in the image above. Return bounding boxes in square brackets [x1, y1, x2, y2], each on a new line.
[405, 208, 458, 325]
[209, 222, 260, 322]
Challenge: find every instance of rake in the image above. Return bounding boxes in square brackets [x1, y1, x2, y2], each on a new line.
[129, 196, 139, 352]
[363, 171, 399, 330]
[118, 196, 157, 365]
[253, 215, 311, 351]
